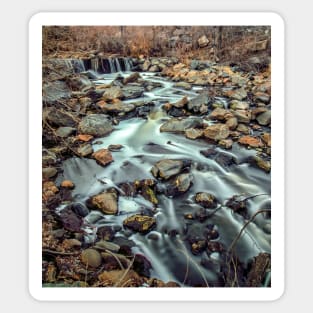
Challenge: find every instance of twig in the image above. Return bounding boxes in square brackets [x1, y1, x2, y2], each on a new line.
[114, 256, 135, 287]
[42, 249, 80, 256]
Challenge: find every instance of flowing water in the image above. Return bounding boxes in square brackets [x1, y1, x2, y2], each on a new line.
[57, 69, 271, 286]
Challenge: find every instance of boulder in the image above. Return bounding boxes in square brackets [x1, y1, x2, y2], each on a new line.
[187, 93, 209, 113]
[151, 159, 191, 180]
[203, 124, 230, 141]
[78, 114, 113, 137]
[160, 117, 203, 133]
[123, 72, 140, 85]
[256, 110, 271, 126]
[44, 108, 77, 127]
[92, 148, 113, 166]
[195, 192, 217, 209]
[185, 128, 204, 139]
[102, 86, 124, 101]
[122, 86, 144, 99]
[42, 167, 57, 179]
[165, 173, 193, 196]
[123, 215, 156, 233]
[87, 189, 118, 215]
[77, 143, 93, 157]
[209, 107, 231, 121]
[225, 117, 238, 130]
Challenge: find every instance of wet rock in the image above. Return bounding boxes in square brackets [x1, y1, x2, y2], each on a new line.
[250, 156, 271, 173]
[151, 159, 191, 180]
[207, 241, 224, 253]
[141, 185, 158, 205]
[55, 126, 76, 138]
[76, 134, 94, 142]
[256, 110, 271, 126]
[123, 72, 140, 85]
[81, 248, 102, 268]
[108, 144, 124, 151]
[92, 148, 113, 166]
[254, 92, 270, 104]
[232, 110, 252, 124]
[191, 240, 207, 255]
[98, 269, 143, 287]
[200, 148, 236, 168]
[133, 254, 152, 277]
[97, 100, 136, 113]
[171, 96, 189, 109]
[195, 192, 217, 209]
[238, 135, 264, 148]
[174, 82, 192, 90]
[142, 60, 151, 71]
[78, 114, 113, 137]
[194, 207, 210, 222]
[261, 133, 271, 146]
[203, 124, 230, 141]
[42, 149, 57, 166]
[42, 167, 57, 179]
[68, 202, 89, 217]
[198, 35, 209, 48]
[165, 173, 193, 196]
[230, 100, 250, 110]
[60, 180, 75, 189]
[123, 214, 156, 233]
[218, 139, 233, 149]
[87, 189, 118, 215]
[149, 65, 160, 72]
[66, 75, 93, 92]
[59, 207, 83, 232]
[205, 224, 219, 240]
[43, 80, 71, 104]
[97, 225, 119, 241]
[224, 117, 238, 130]
[77, 143, 93, 157]
[246, 253, 271, 287]
[94, 240, 120, 252]
[102, 86, 124, 101]
[209, 107, 231, 121]
[160, 117, 203, 133]
[185, 128, 204, 139]
[236, 123, 250, 134]
[224, 87, 247, 101]
[186, 224, 206, 245]
[225, 195, 248, 217]
[187, 93, 209, 113]
[122, 86, 145, 99]
[44, 108, 77, 127]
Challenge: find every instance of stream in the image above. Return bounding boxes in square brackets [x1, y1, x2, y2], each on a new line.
[56, 69, 271, 287]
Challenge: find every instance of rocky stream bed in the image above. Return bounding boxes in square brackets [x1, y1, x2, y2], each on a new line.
[42, 56, 271, 287]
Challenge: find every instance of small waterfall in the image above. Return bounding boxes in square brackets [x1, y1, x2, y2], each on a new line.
[114, 58, 122, 72]
[124, 57, 133, 71]
[70, 59, 86, 73]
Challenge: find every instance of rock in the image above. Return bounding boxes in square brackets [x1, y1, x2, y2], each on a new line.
[102, 86, 124, 101]
[171, 96, 188, 109]
[173, 82, 192, 90]
[42, 167, 57, 179]
[43, 80, 71, 104]
[200, 148, 236, 168]
[256, 110, 271, 126]
[160, 117, 203, 133]
[87, 189, 118, 215]
[142, 60, 151, 71]
[195, 192, 217, 209]
[246, 253, 271, 287]
[149, 65, 160, 72]
[78, 114, 113, 137]
[66, 75, 93, 92]
[42, 149, 57, 166]
[42, 181, 59, 201]
[218, 139, 233, 149]
[123, 72, 140, 85]
[209, 107, 231, 121]
[92, 148, 113, 166]
[122, 86, 144, 99]
[61, 180, 75, 189]
[251, 107, 268, 120]
[76, 134, 93, 142]
[44, 108, 77, 127]
[94, 240, 120, 253]
[224, 88, 247, 101]
[191, 240, 207, 255]
[232, 110, 251, 124]
[55, 126, 76, 138]
[98, 270, 142, 287]
[68, 202, 89, 217]
[207, 241, 224, 253]
[151, 159, 191, 180]
[194, 207, 210, 222]
[97, 100, 135, 113]
[77, 143, 93, 157]
[238, 136, 264, 148]
[250, 156, 271, 173]
[237, 124, 250, 134]
[133, 254, 152, 277]
[203, 124, 230, 141]
[254, 92, 270, 104]
[198, 35, 209, 48]
[185, 128, 204, 139]
[187, 93, 209, 113]
[108, 144, 124, 151]
[225, 117, 238, 130]
[165, 173, 193, 196]
[81, 249, 102, 268]
[230, 100, 250, 110]
[261, 133, 271, 146]
[123, 215, 156, 233]
[101, 252, 130, 270]
[62, 238, 82, 250]
[59, 207, 83, 232]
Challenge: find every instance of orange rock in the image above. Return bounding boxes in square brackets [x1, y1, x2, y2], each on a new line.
[42, 181, 59, 201]
[238, 136, 264, 148]
[61, 180, 75, 189]
[96, 100, 107, 109]
[261, 133, 271, 147]
[92, 149, 113, 166]
[76, 134, 94, 142]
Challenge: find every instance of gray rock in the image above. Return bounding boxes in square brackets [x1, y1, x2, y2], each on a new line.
[173, 82, 192, 90]
[102, 86, 124, 101]
[232, 110, 252, 124]
[256, 110, 271, 126]
[42, 149, 57, 166]
[187, 93, 209, 113]
[142, 60, 151, 71]
[43, 80, 71, 104]
[66, 75, 94, 92]
[78, 114, 113, 137]
[42, 167, 57, 179]
[77, 143, 93, 157]
[230, 100, 250, 110]
[149, 65, 160, 72]
[94, 240, 120, 252]
[123, 72, 140, 85]
[165, 173, 194, 197]
[122, 86, 144, 99]
[160, 117, 203, 133]
[151, 159, 191, 180]
[55, 126, 76, 138]
[44, 108, 77, 127]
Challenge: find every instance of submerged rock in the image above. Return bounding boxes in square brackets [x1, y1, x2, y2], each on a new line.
[123, 214, 156, 233]
[203, 124, 230, 141]
[87, 189, 118, 215]
[165, 173, 193, 196]
[195, 192, 217, 209]
[160, 117, 203, 133]
[78, 114, 113, 137]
